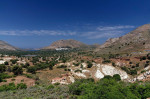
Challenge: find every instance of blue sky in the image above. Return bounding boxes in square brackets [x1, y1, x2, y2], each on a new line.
[0, 0, 150, 48]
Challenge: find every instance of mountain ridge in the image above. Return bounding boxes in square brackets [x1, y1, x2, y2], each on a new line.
[41, 39, 90, 50]
[96, 24, 150, 53]
[0, 40, 18, 51]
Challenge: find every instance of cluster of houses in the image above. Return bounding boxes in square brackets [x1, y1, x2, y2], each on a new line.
[55, 47, 69, 51]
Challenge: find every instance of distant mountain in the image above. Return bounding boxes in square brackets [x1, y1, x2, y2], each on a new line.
[0, 40, 18, 51]
[96, 24, 150, 53]
[42, 39, 89, 50]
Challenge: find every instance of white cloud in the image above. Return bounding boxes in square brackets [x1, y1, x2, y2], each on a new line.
[0, 25, 135, 39]
[97, 25, 135, 31]
[0, 30, 76, 36]
[81, 25, 135, 39]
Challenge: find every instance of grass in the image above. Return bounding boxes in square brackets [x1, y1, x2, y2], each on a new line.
[0, 85, 69, 99]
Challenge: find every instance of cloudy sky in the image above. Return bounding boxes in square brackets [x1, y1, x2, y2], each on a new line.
[0, 0, 150, 48]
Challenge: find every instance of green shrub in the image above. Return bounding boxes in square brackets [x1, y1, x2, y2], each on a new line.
[12, 65, 23, 75]
[10, 59, 18, 64]
[112, 62, 116, 66]
[27, 66, 36, 74]
[102, 60, 111, 64]
[57, 65, 67, 68]
[0, 64, 6, 73]
[74, 69, 82, 73]
[0, 83, 27, 92]
[17, 83, 27, 89]
[47, 84, 54, 89]
[4, 61, 9, 65]
[87, 61, 93, 68]
[113, 74, 121, 81]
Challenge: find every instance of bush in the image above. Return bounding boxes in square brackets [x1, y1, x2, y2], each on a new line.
[74, 69, 82, 73]
[49, 64, 53, 70]
[0, 64, 6, 73]
[73, 63, 80, 66]
[47, 84, 54, 89]
[130, 70, 137, 75]
[22, 63, 30, 68]
[0, 83, 27, 92]
[112, 62, 116, 66]
[12, 65, 23, 75]
[113, 74, 121, 81]
[102, 60, 111, 64]
[141, 56, 146, 60]
[69, 77, 150, 99]
[27, 66, 36, 74]
[57, 65, 67, 68]
[10, 59, 18, 64]
[17, 83, 27, 89]
[144, 63, 149, 68]
[4, 61, 9, 65]
[87, 61, 93, 68]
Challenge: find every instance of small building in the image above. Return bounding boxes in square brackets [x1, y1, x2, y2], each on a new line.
[55, 48, 68, 51]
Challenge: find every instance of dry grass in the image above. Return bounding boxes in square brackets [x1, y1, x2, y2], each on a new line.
[36, 67, 69, 85]
[0, 76, 35, 87]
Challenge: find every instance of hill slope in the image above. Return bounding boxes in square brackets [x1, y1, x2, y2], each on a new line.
[42, 39, 89, 50]
[0, 40, 17, 51]
[96, 24, 150, 53]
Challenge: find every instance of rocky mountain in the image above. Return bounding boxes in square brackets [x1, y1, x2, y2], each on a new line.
[0, 40, 18, 51]
[42, 39, 89, 50]
[96, 24, 150, 53]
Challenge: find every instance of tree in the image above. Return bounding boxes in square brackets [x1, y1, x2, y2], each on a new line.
[12, 65, 23, 75]
[0, 64, 6, 73]
[87, 61, 93, 68]
[113, 74, 121, 81]
[27, 66, 36, 74]
[4, 61, 9, 65]
[10, 59, 18, 64]
[22, 63, 30, 68]
[17, 83, 27, 89]
[49, 65, 53, 70]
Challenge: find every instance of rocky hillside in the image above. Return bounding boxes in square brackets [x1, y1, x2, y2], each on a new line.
[96, 24, 150, 53]
[0, 40, 17, 51]
[42, 39, 89, 50]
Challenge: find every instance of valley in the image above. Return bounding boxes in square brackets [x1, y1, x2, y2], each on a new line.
[0, 24, 150, 98]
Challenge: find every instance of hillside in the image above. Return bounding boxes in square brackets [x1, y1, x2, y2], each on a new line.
[96, 24, 150, 53]
[42, 39, 89, 50]
[0, 40, 18, 51]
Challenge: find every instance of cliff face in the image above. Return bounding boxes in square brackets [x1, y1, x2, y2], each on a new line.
[0, 40, 17, 51]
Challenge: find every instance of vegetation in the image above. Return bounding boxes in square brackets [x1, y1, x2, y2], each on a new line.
[0, 83, 27, 92]
[12, 65, 23, 75]
[87, 61, 93, 68]
[0, 64, 6, 73]
[0, 75, 149, 99]
[102, 59, 111, 64]
[0, 49, 150, 98]
[27, 66, 36, 74]
[69, 76, 150, 99]
[57, 65, 67, 68]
